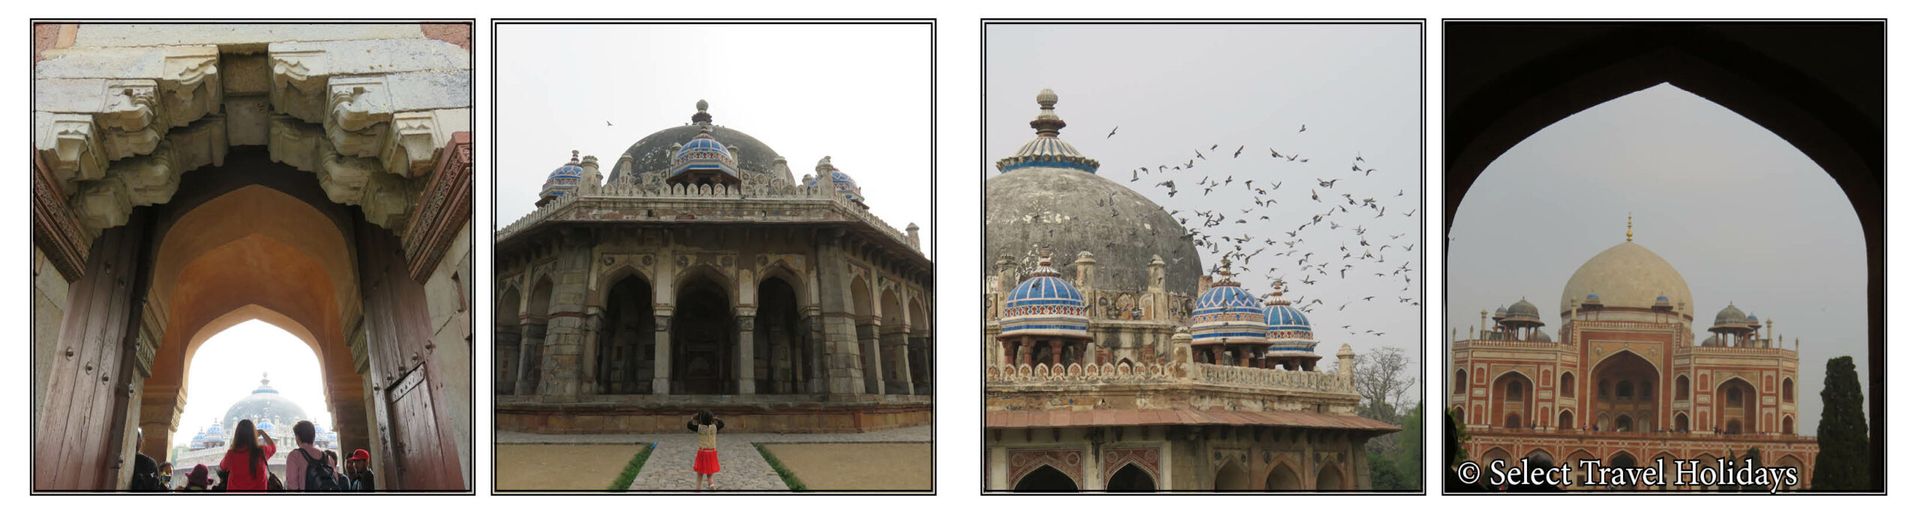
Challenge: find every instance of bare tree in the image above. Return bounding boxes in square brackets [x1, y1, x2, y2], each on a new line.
[1355, 346, 1415, 423]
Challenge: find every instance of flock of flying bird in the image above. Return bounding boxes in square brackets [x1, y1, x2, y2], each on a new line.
[1112, 124, 1418, 339]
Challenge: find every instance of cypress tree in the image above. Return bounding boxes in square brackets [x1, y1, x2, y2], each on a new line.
[1811, 356, 1870, 491]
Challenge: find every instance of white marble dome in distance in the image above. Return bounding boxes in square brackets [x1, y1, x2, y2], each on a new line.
[1559, 241, 1693, 320]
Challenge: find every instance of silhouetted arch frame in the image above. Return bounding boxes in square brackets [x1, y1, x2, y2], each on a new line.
[1443, 21, 1885, 492]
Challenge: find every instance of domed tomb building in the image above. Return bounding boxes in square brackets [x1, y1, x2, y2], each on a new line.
[495, 100, 932, 433]
[166, 374, 339, 488]
[1448, 218, 1819, 489]
[984, 90, 1397, 491]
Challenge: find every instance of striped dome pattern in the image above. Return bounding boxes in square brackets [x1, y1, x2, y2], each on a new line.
[997, 137, 1100, 174]
[1261, 284, 1318, 354]
[669, 129, 740, 180]
[1000, 257, 1089, 338]
[541, 150, 585, 201]
[1190, 274, 1267, 346]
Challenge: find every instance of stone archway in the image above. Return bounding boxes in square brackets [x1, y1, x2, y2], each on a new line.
[597, 273, 655, 394]
[907, 296, 931, 394]
[1592, 351, 1659, 432]
[1262, 460, 1302, 491]
[1490, 371, 1534, 429]
[1213, 459, 1251, 491]
[754, 275, 804, 394]
[1717, 377, 1758, 434]
[671, 270, 734, 395]
[1444, 23, 1885, 479]
[1105, 463, 1155, 491]
[32, 24, 473, 492]
[879, 287, 911, 394]
[518, 276, 553, 396]
[1316, 462, 1347, 491]
[1012, 465, 1077, 491]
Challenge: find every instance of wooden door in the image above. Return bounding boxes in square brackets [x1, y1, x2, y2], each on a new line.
[356, 219, 466, 490]
[35, 212, 152, 490]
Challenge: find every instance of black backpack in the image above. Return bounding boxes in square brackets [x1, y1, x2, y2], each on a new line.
[297, 449, 341, 491]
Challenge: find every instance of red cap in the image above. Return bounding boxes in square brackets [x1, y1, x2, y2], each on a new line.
[350, 449, 370, 461]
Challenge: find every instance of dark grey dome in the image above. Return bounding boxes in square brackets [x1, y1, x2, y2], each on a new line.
[607, 101, 786, 184]
[222, 375, 308, 433]
[986, 166, 1203, 294]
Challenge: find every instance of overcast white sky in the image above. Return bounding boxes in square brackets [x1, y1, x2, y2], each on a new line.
[172, 320, 332, 448]
[987, 24, 1423, 372]
[1447, 83, 1870, 435]
[494, 24, 933, 245]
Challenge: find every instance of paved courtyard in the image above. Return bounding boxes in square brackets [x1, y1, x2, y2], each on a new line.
[498, 425, 932, 492]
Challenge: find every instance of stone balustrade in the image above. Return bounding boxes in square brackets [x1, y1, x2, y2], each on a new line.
[985, 360, 1353, 395]
[494, 180, 921, 254]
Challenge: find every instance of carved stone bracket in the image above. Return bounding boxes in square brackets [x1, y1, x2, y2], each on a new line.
[32, 153, 90, 281]
[401, 131, 472, 283]
[386, 109, 471, 177]
[325, 75, 393, 158]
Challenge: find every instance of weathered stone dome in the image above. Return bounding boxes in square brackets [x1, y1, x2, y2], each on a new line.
[985, 90, 1202, 293]
[1560, 240, 1693, 320]
[221, 375, 308, 434]
[608, 100, 786, 185]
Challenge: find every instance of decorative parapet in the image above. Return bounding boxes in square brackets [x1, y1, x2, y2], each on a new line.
[1191, 363, 1354, 394]
[984, 361, 1353, 396]
[493, 179, 922, 254]
[984, 361, 1175, 384]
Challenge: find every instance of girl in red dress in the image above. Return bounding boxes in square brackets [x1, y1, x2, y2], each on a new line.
[687, 410, 724, 491]
[217, 419, 276, 491]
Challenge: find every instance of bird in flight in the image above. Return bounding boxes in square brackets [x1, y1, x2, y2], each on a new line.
[606, 121, 614, 126]
[1233, 145, 1244, 158]
[1298, 124, 1308, 133]
[1107, 126, 1119, 139]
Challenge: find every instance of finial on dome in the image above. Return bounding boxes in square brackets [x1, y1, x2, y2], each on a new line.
[692, 99, 713, 124]
[569, 149, 580, 164]
[816, 155, 835, 172]
[261, 372, 270, 386]
[1626, 212, 1634, 242]
[1030, 88, 1067, 137]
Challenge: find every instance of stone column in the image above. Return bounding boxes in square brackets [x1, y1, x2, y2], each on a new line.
[652, 309, 672, 396]
[1049, 340, 1064, 367]
[578, 308, 602, 394]
[495, 326, 520, 395]
[909, 330, 931, 394]
[736, 311, 756, 395]
[883, 324, 913, 395]
[859, 320, 886, 395]
[515, 320, 544, 396]
[536, 234, 594, 400]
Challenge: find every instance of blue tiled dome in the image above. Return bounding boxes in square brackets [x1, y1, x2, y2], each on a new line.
[1190, 267, 1267, 346]
[669, 128, 741, 181]
[1260, 283, 1320, 356]
[540, 150, 585, 203]
[805, 157, 866, 206]
[999, 256, 1089, 339]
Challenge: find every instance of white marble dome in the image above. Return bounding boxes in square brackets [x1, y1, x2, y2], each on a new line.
[1560, 241, 1693, 320]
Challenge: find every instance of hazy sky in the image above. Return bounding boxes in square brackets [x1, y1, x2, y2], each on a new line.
[987, 24, 1424, 371]
[172, 320, 332, 447]
[495, 24, 933, 245]
[1447, 83, 1870, 435]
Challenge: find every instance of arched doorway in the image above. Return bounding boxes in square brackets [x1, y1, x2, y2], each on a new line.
[597, 274, 655, 394]
[32, 25, 475, 491]
[1012, 465, 1077, 491]
[1213, 459, 1250, 491]
[1444, 23, 1885, 483]
[1718, 378, 1758, 434]
[672, 272, 734, 395]
[755, 276, 804, 394]
[1592, 352, 1659, 432]
[1607, 452, 1638, 490]
[496, 286, 521, 395]
[1491, 372, 1534, 429]
[1676, 412, 1691, 432]
[1558, 410, 1574, 430]
[1263, 462, 1302, 491]
[1315, 463, 1347, 491]
[879, 288, 909, 393]
[1105, 463, 1155, 491]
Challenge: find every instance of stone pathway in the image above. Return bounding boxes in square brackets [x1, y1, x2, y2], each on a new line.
[497, 426, 932, 492]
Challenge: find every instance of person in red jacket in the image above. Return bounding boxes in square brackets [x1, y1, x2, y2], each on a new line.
[217, 419, 277, 491]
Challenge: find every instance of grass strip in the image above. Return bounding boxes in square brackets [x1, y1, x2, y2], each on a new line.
[754, 442, 808, 491]
[608, 443, 655, 491]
